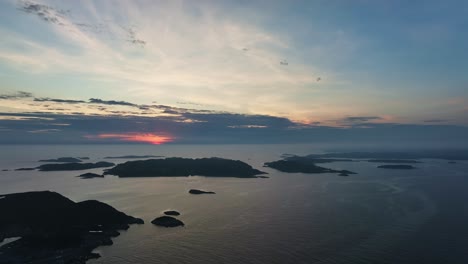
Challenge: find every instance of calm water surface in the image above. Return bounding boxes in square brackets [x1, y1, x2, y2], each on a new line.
[0, 144, 467, 264]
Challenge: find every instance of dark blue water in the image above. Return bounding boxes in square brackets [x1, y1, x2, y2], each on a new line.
[0, 144, 467, 263]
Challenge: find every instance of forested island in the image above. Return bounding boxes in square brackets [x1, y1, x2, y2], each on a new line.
[104, 157, 266, 178]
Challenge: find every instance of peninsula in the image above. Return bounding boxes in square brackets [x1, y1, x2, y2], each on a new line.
[0, 191, 143, 263]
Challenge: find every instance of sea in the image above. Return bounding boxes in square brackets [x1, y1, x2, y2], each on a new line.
[0, 144, 467, 264]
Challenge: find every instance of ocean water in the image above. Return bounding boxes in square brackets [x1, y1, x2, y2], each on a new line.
[0, 144, 467, 264]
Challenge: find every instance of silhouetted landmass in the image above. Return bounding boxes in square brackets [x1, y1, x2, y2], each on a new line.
[104, 155, 164, 159]
[2, 169, 9, 171]
[78, 157, 90, 160]
[189, 189, 215, 195]
[256, 175, 270, 178]
[295, 157, 354, 163]
[305, 150, 468, 160]
[77, 173, 104, 179]
[0, 191, 143, 264]
[15, 168, 35, 171]
[104, 157, 266, 178]
[39, 157, 83, 163]
[151, 216, 184, 227]
[368, 159, 422, 163]
[164, 210, 180, 216]
[377, 165, 416, 169]
[280, 154, 354, 163]
[264, 159, 356, 176]
[37, 162, 115, 171]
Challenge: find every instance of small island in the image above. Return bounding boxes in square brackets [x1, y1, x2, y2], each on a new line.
[0, 191, 143, 263]
[104, 157, 266, 178]
[368, 159, 422, 163]
[189, 189, 215, 195]
[264, 159, 356, 176]
[304, 150, 468, 161]
[37, 161, 115, 171]
[77, 172, 104, 179]
[377, 165, 416, 169]
[104, 155, 164, 159]
[164, 210, 181, 216]
[151, 216, 184, 227]
[39, 157, 84, 163]
[15, 168, 35, 171]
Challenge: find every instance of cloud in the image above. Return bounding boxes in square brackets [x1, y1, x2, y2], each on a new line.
[34, 98, 86, 104]
[0, 111, 468, 147]
[1, 0, 331, 121]
[89, 98, 137, 107]
[342, 116, 382, 123]
[0, 91, 33, 100]
[228, 125, 268, 129]
[424, 119, 449, 123]
[28, 129, 61, 133]
[17, 0, 146, 47]
[18, 0, 69, 26]
[121, 25, 146, 47]
[85, 133, 173, 145]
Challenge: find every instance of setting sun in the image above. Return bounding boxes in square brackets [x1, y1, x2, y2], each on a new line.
[87, 133, 174, 145]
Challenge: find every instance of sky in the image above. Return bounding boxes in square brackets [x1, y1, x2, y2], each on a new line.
[0, 0, 467, 145]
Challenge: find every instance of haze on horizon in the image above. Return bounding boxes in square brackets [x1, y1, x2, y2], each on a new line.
[0, 0, 467, 145]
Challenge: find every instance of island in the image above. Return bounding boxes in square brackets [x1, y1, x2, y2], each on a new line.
[279, 155, 355, 164]
[104, 155, 164, 159]
[304, 150, 468, 160]
[377, 165, 416, 169]
[189, 189, 216, 195]
[39, 157, 84, 163]
[367, 159, 422, 163]
[151, 216, 184, 227]
[164, 210, 181, 216]
[15, 168, 35, 171]
[264, 159, 356, 176]
[0, 191, 143, 264]
[77, 172, 104, 179]
[104, 157, 266, 178]
[37, 161, 115, 171]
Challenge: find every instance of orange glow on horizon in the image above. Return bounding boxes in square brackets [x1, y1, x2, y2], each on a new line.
[87, 133, 174, 145]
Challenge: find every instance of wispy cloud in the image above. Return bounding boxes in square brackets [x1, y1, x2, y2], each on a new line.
[18, 0, 69, 26]
[0, 0, 331, 120]
[28, 128, 61, 133]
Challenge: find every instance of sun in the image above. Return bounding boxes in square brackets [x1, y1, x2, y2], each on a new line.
[86, 133, 174, 144]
